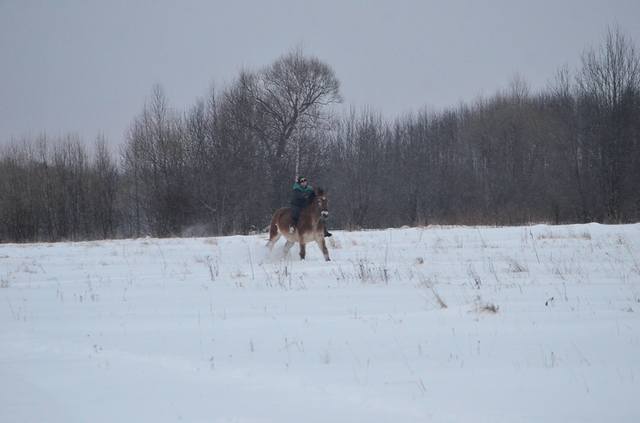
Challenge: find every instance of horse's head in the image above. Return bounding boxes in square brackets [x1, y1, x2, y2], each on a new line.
[314, 188, 329, 219]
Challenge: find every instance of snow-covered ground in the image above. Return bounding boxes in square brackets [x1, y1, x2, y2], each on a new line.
[1, 223, 640, 422]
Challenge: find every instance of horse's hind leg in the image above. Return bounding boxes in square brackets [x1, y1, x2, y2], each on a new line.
[266, 215, 282, 250]
[299, 242, 306, 260]
[316, 237, 330, 261]
[267, 230, 281, 250]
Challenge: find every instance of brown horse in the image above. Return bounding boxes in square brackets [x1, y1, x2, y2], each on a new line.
[267, 188, 331, 261]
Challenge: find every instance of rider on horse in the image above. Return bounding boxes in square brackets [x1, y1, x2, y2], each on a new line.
[290, 176, 332, 237]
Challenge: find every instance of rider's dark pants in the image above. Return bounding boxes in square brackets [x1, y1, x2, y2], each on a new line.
[291, 206, 302, 227]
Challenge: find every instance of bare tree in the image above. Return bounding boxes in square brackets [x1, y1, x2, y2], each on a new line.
[577, 25, 640, 109]
[90, 136, 119, 238]
[121, 84, 188, 236]
[577, 25, 640, 221]
[238, 49, 341, 207]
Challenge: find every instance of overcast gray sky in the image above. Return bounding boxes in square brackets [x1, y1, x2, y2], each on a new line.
[1, 0, 639, 146]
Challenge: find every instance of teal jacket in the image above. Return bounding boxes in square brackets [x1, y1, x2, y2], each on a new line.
[291, 182, 314, 208]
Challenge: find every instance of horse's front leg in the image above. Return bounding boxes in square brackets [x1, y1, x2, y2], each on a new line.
[299, 242, 306, 260]
[283, 240, 294, 255]
[316, 237, 330, 261]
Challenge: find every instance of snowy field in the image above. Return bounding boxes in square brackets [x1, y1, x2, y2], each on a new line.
[1, 223, 640, 422]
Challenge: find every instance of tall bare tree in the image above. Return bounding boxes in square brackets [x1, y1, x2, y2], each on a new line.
[577, 25, 640, 221]
[237, 49, 341, 207]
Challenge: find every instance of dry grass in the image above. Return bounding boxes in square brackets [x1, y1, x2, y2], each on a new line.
[479, 303, 500, 314]
[467, 264, 482, 289]
[419, 277, 448, 309]
[355, 259, 390, 284]
[537, 229, 592, 241]
[474, 296, 499, 314]
[507, 257, 528, 273]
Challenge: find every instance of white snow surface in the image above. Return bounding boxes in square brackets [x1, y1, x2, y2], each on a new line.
[1, 223, 640, 422]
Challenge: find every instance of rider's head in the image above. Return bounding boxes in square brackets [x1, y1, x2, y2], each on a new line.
[298, 177, 308, 187]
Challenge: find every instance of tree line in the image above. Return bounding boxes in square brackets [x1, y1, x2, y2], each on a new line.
[1, 27, 639, 242]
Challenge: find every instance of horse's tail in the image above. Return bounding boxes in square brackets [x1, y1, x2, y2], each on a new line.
[269, 213, 279, 241]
